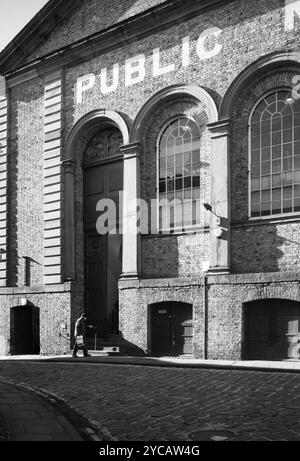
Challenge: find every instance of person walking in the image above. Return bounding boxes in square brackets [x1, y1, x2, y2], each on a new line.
[72, 313, 90, 358]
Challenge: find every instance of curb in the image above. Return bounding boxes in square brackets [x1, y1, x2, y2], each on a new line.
[42, 356, 300, 374]
[0, 376, 117, 442]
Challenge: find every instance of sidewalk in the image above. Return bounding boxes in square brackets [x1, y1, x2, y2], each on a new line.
[0, 378, 97, 441]
[1, 353, 300, 372]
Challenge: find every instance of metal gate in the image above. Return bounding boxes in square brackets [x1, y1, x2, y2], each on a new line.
[244, 300, 300, 360]
[151, 302, 193, 356]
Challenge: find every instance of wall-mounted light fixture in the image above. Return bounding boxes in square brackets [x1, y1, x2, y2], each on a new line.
[203, 203, 226, 239]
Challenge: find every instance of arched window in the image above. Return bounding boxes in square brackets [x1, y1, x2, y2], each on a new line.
[158, 117, 201, 231]
[249, 89, 300, 217]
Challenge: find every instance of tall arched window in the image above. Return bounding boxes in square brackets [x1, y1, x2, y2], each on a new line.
[158, 117, 201, 231]
[249, 89, 300, 217]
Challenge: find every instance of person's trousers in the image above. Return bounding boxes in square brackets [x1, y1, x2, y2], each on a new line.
[73, 342, 89, 357]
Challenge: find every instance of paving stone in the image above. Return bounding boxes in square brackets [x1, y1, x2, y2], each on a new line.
[0, 361, 300, 441]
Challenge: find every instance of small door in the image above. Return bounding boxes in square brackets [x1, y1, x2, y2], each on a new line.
[244, 300, 300, 360]
[151, 302, 193, 356]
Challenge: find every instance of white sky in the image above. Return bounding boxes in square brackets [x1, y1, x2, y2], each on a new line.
[0, 0, 49, 52]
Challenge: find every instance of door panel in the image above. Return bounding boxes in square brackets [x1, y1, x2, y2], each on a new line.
[151, 303, 193, 356]
[244, 300, 300, 360]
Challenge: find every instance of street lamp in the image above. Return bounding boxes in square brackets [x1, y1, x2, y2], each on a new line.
[203, 203, 226, 239]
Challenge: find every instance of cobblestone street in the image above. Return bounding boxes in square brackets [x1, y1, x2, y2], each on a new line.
[0, 360, 300, 441]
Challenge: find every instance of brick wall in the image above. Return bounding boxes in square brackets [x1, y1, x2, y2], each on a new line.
[0, 286, 72, 356]
[119, 278, 205, 357]
[8, 78, 45, 287]
[27, 0, 169, 62]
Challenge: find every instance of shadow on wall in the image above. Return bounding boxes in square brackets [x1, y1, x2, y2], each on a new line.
[231, 226, 288, 274]
[142, 235, 179, 278]
[118, 331, 147, 357]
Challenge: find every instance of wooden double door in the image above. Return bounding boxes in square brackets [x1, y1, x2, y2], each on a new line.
[151, 303, 193, 356]
[244, 300, 300, 360]
[84, 160, 123, 338]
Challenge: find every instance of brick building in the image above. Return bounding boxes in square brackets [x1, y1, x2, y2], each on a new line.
[0, 0, 300, 360]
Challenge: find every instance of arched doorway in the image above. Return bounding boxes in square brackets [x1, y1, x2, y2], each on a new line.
[83, 126, 123, 339]
[244, 299, 300, 360]
[10, 305, 40, 355]
[150, 302, 193, 356]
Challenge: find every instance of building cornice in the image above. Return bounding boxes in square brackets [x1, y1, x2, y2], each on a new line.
[1, 0, 235, 87]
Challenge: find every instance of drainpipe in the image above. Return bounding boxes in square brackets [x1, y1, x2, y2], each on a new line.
[203, 272, 208, 360]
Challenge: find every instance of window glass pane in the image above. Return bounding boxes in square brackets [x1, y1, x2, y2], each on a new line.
[283, 114, 293, 130]
[283, 200, 293, 213]
[184, 177, 191, 189]
[184, 189, 192, 199]
[261, 161, 270, 175]
[252, 149, 260, 163]
[283, 129, 293, 143]
[192, 188, 200, 200]
[261, 190, 270, 202]
[175, 177, 182, 190]
[295, 126, 300, 141]
[261, 147, 270, 162]
[272, 131, 281, 146]
[294, 170, 300, 183]
[272, 145, 281, 159]
[266, 93, 277, 104]
[183, 201, 193, 226]
[252, 111, 262, 124]
[283, 143, 293, 157]
[295, 113, 300, 127]
[261, 110, 272, 121]
[159, 181, 166, 193]
[272, 159, 281, 173]
[261, 120, 271, 133]
[294, 99, 300, 113]
[251, 191, 260, 204]
[282, 172, 293, 185]
[272, 174, 281, 187]
[295, 197, 300, 211]
[251, 178, 260, 190]
[192, 176, 200, 188]
[261, 202, 271, 215]
[283, 157, 293, 171]
[272, 188, 281, 201]
[277, 101, 286, 112]
[252, 164, 260, 178]
[251, 204, 260, 217]
[295, 141, 300, 156]
[251, 135, 260, 150]
[272, 116, 282, 132]
[261, 133, 270, 148]
[167, 180, 174, 193]
[283, 186, 293, 200]
[295, 157, 300, 169]
[277, 91, 289, 102]
[272, 201, 281, 214]
[261, 176, 270, 190]
[295, 184, 300, 198]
